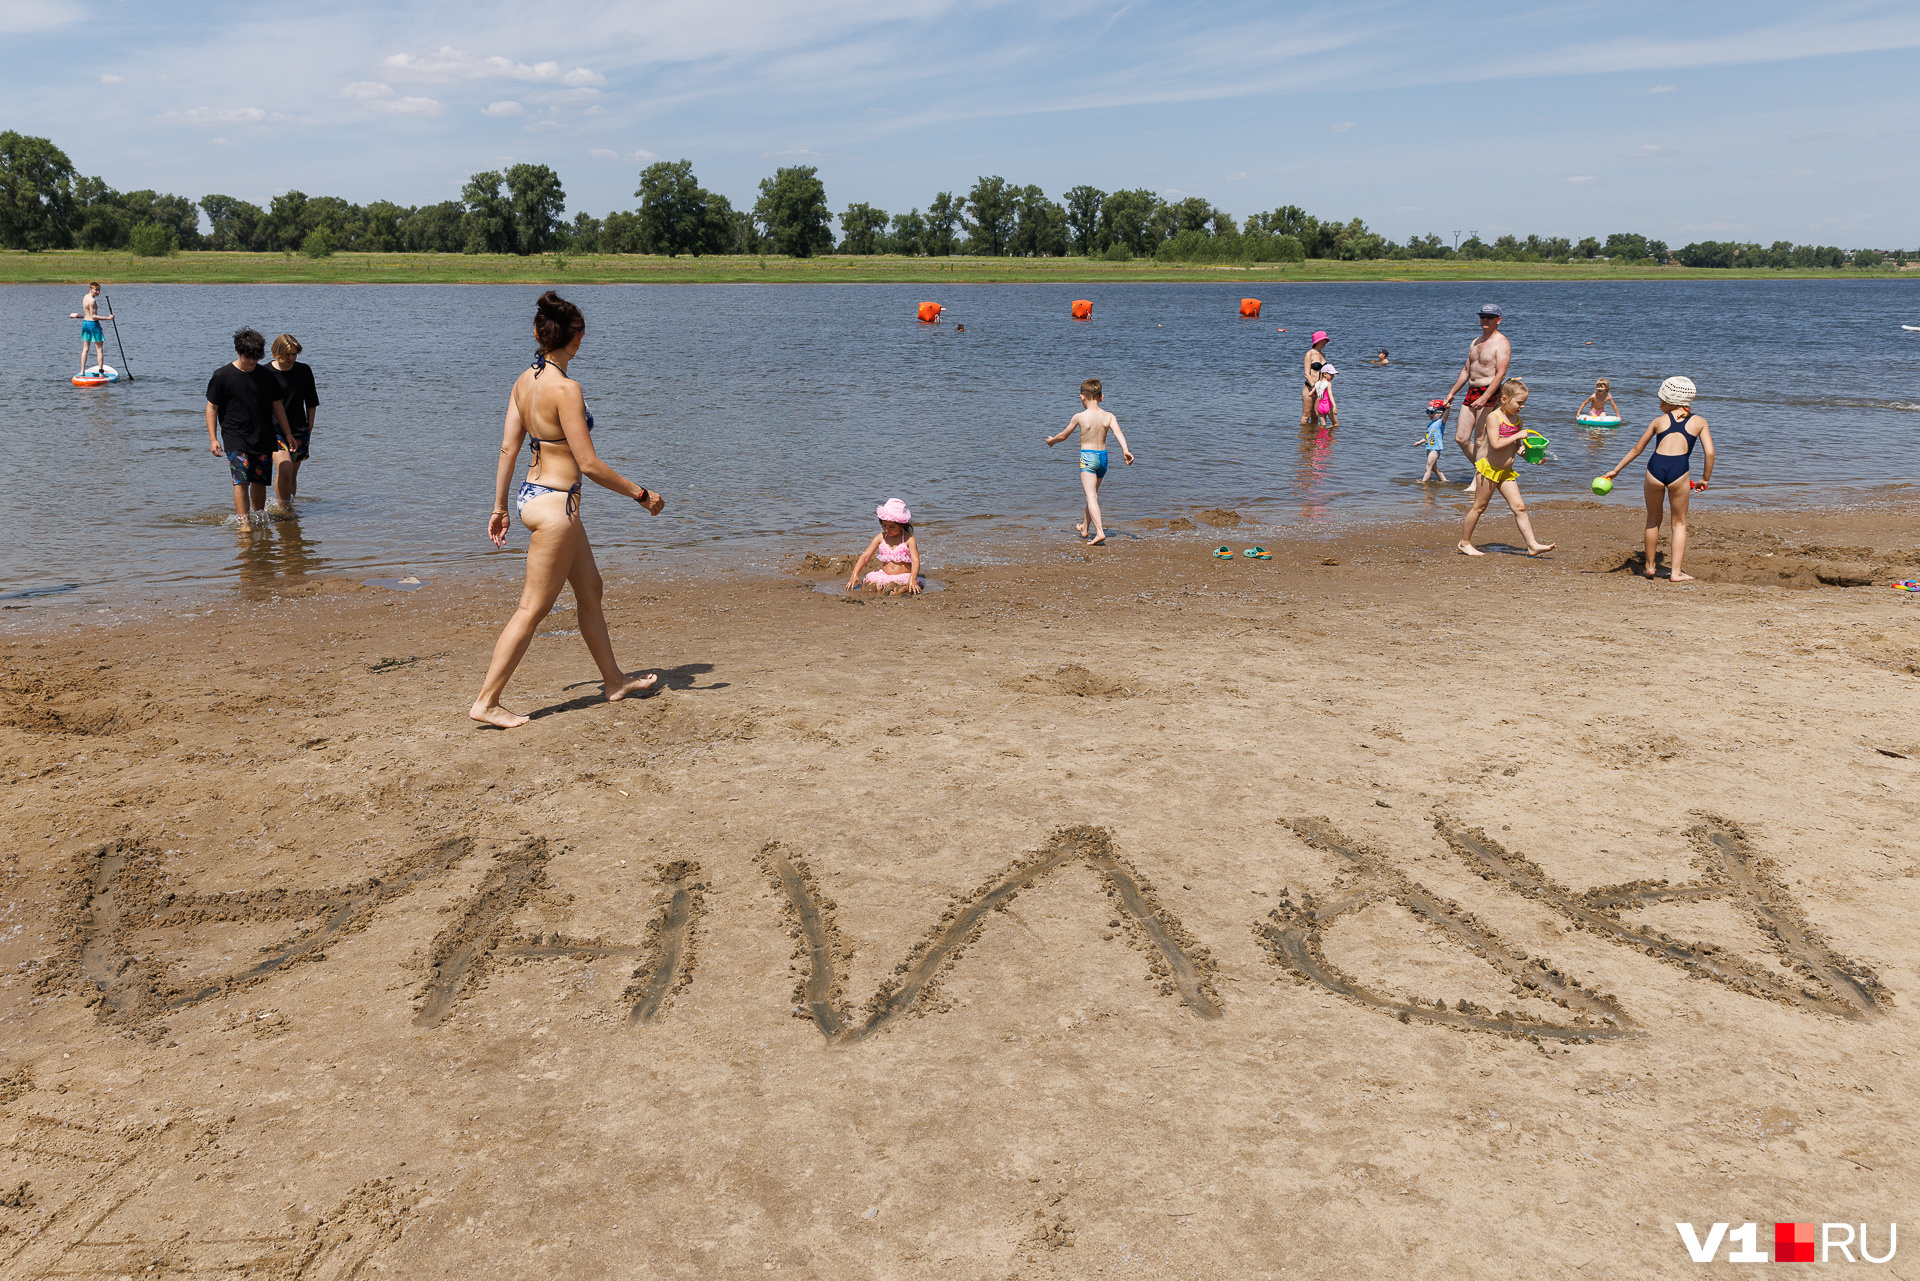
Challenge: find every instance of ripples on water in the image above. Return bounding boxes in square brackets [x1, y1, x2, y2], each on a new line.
[1, 278, 1916, 605]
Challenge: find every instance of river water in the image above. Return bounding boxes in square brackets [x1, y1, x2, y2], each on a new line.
[2, 278, 1916, 607]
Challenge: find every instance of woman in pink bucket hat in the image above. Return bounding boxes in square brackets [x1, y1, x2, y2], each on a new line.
[845, 498, 923, 595]
[1301, 331, 1330, 428]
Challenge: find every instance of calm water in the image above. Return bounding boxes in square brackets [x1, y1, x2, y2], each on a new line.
[2, 279, 1917, 607]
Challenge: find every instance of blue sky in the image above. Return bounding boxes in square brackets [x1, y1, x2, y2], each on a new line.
[4, 0, 1917, 246]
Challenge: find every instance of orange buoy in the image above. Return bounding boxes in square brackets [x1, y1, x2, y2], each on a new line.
[1070, 299, 1093, 320]
[1240, 298, 1262, 318]
[917, 301, 943, 323]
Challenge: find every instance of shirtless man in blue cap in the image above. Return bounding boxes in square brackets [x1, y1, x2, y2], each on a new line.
[1438, 304, 1511, 490]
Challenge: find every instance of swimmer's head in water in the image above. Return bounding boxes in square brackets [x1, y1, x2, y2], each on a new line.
[1080, 377, 1103, 402]
[534, 290, 586, 354]
[272, 333, 302, 360]
[233, 328, 266, 360]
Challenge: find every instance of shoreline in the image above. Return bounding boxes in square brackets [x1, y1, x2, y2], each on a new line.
[7, 249, 1920, 286]
[7, 492, 1918, 635]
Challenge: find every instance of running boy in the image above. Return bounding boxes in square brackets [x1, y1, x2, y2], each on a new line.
[68, 283, 111, 373]
[1419, 400, 1449, 483]
[206, 328, 296, 521]
[1458, 377, 1554, 557]
[1044, 377, 1133, 545]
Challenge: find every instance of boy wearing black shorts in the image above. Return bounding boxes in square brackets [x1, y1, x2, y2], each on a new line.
[205, 328, 294, 520]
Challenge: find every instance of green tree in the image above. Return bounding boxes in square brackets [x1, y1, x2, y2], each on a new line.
[753, 165, 833, 258]
[505, 163, 566, 254]
[360, 200, 407, 252]
[74, 179, 132, 250]
[1402, 233, 1451, 260]
[1101, 188, 1160, 257]
[564, 212, 603, 253]
[1064, 185, 1104, 254]
[838, 201, 889, 254]
[0, 131, 76, 250]
[1602, 232, 1648, 261]
[637, 160, 708, 256]
[461, 172, 515, 254]
[202, 194, 268, 251]
[1008, 186, 1067, 257]
[924, 192, 959, 256]
[129, 223, 176, 257]
[1676, 241, 1735, 268]
[890, 208, 926, 256]
[400, 201, 465, 253]
[301, 226, 335, 258]
[119, 190, 202, 249]
[961, 175, 1013, 256]
[601, 210, 647, 254]
[263, 191, 310, 250]
[1852, 248, 1885, 268]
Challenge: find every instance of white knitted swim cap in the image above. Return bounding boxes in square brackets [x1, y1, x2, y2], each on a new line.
[1659, 376, 1697, 405]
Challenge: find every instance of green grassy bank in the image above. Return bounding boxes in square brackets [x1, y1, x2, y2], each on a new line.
[4, 249, 1915, 286]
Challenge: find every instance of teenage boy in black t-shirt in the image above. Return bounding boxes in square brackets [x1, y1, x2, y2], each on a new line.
[205, 328, 295, 520]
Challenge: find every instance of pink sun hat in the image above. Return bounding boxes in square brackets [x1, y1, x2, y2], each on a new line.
[1311, 330, 1329, 344]
[876, 498, 912, 524]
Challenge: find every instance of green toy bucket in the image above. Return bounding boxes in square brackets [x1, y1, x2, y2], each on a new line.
[1521, 432, 1549, 465]
[1591, 476, 1614, 496]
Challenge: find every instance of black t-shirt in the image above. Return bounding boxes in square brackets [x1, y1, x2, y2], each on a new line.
[205, 362, 284, 454]
[267, 361, 320, 435]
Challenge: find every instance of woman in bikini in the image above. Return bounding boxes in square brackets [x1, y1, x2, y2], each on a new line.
[1599, 375, 1713, 582]
[1301, 331, 1330, 427]
[469, 291, 668, 728]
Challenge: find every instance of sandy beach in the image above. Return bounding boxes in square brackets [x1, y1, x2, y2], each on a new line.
[3, 498, 1918, 1279]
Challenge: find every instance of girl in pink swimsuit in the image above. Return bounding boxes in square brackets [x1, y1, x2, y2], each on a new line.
[845, 498, 922, 595]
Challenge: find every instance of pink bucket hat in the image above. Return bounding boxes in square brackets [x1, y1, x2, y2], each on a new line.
[1311, 330, 1328, 344]
[875, 498, 912, 524]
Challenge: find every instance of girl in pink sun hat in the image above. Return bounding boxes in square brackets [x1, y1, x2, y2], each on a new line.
[845, 498, 923, 595]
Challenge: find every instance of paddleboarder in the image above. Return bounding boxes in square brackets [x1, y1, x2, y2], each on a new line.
[69, 283, 112, 374]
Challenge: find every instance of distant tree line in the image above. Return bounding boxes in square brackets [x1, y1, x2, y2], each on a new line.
[0, 132, 1907, 270]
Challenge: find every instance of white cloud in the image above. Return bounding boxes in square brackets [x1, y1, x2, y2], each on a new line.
[154, 106, 268, 126]
[99, 73, 123, 84]
[1634, 144, 1664, 156]
[760, 148, 827, 160]
[338, 81, 445, 116]
[590, 148, 619, 159]
[629, 148, 660, 162]
[1566, 174, 1596, 184]
[527, 119, 566, 132]
[483, 100, 525, 117]
[382, 47, 604, 86]
[1226, 172, 1248, 181]
[583, 105, 612, 117]
[1329, 121, 1355, 133]
[1647, 83, 1676, 93]
[0, 0, 78, 33]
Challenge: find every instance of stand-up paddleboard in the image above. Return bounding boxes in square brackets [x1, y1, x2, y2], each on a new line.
[72, 365, 119, 387]
[1904, 324, 1920, 331]
[1575, 414, 1622, 428]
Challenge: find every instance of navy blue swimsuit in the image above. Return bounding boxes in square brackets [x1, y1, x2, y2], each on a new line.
[1646, 412, 1699, 486]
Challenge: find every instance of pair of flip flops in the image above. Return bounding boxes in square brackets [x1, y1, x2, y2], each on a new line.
[1214, 545, 1270, 560]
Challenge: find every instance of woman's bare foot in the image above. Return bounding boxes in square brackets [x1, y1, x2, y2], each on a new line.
[1669, 570, 1695, 583]
[1456, 541, 1484, 556]
[470, 702, 530, 729]
[1074, 520, 1088, 538]
[1643, 567, 1660, 579]
[605, 673, 659, 702]
[1526, 542, 1556, 556]
[1088, 533, 1106, 546]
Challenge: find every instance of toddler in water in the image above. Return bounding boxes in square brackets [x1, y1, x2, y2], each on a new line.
[1419, 400, 1449, 483]
[1458, 377, 1555, 557]
[845, 498, 923, 595]
[1578, 378, 1620, 421]
[1313, 366, 1339, 427]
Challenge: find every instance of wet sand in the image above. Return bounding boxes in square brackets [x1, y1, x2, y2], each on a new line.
[2, 500, 1918, 1279]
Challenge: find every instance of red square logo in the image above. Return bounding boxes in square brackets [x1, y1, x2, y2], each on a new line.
[1775, 1222, 1816, 1262]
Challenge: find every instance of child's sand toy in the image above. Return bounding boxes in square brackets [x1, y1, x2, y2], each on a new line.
[1521, 432, 1549, 465]
[1892, 580, 1920, 592]
[1591, 476, 1614, 496]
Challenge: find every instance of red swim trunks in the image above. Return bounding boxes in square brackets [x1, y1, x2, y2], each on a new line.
[1462, 384, 1492, 407]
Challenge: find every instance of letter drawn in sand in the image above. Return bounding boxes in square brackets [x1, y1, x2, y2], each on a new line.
[761, 824, 1222, 1044]
[415, 852, 707, 1029]
[47, 837, 474, 1031]
[1435, 815, 1887, 1020]
[1258, 818, 1640, 1043]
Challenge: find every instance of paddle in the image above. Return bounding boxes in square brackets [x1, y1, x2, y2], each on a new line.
[102, 291, 133, 381]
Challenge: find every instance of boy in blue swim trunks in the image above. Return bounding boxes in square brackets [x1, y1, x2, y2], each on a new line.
[68, 282, 111, 373]
[1044, 377, 1133, 545]
[1419, 399, 1449, 483]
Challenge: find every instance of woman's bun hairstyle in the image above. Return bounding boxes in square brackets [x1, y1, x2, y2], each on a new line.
[533, 290, 585, 353]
